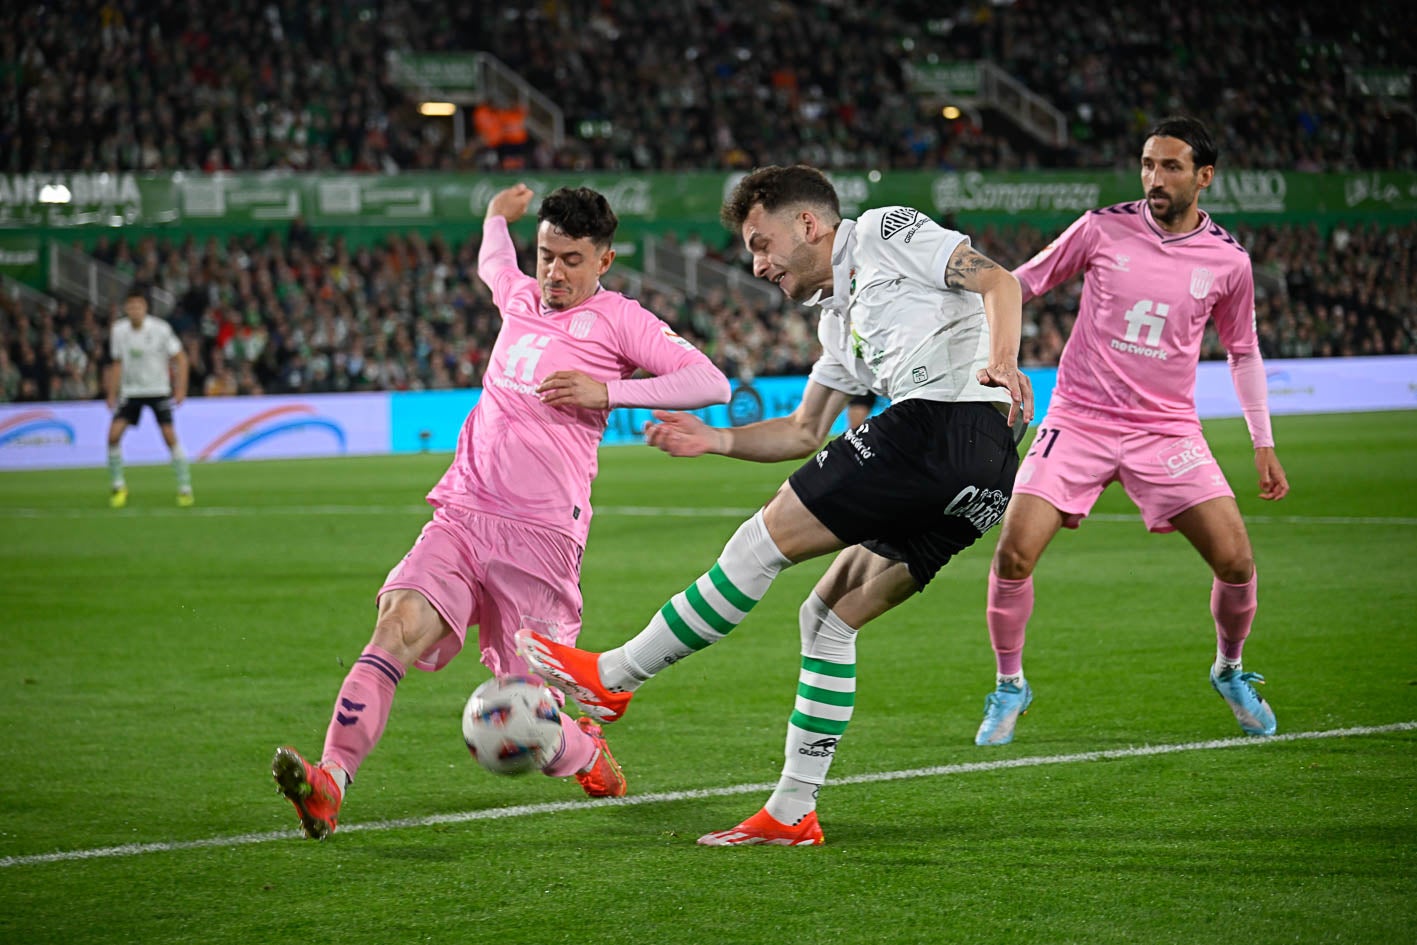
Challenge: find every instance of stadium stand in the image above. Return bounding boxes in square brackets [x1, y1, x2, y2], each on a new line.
[1, 0, 1414, 402]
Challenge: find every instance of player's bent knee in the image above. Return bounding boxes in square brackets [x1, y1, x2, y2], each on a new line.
[992, 544, 1037, 581]
[373, 589, 446, 661]
[1213, 556, 1255, 586]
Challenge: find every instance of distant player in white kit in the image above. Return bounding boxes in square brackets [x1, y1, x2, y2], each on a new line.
[105, 286, 192, 508]
[272, 184, 730, 839]
[974, 116, 1291, 747]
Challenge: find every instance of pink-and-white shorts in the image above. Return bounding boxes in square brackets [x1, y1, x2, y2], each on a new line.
[1013, 413, 1235, 533]
[379, 505, 585, 674]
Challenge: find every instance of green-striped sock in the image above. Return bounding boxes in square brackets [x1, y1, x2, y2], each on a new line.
[603, 511, 789, 690]
[768, 598, 857, 823]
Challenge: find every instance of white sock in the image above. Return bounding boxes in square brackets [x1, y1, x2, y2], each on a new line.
[107, 446, 125, 489]
[767, 595, 857, 820]
[763, 775, 819, 826]
[997, 672, 1025, 687]
[1213, 650, 1243, 676]
[323, 763, 349, 796]
[599, 510, 790, 691]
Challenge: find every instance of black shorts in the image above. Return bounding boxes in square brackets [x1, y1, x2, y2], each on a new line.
[114, 396, 175, 427]
[847, 392, 877, 409]
[788, 399, 1018, 588]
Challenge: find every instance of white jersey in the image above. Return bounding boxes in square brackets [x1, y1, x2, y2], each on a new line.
[110, 317, 181, 398]
[808, 207, 1011, 409]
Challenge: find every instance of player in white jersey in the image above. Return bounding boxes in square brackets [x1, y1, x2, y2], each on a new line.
[973, 117, 1290, 748]
[520, 164, 1034, 845]
[105, 287, 192, 508]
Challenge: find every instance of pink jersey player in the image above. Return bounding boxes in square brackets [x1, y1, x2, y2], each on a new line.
[272, 184, 730, 839]
[975, 117, 1291, 749]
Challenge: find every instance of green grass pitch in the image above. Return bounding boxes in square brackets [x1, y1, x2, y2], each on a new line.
[2, 411, 1414, 945]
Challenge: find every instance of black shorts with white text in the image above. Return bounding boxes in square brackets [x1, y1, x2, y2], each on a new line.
[787, 399, 1018, 588]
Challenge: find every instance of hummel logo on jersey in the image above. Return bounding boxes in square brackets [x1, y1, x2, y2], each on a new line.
[504, 333, 551, 382]
[880, 208, 920, 240]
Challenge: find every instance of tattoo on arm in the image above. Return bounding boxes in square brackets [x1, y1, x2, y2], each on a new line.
[944, 247, 1001, 290]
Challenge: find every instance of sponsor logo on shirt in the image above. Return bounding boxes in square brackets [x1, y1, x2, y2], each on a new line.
[504, 333, 551, 382]
[1111, 299, 1169, 360]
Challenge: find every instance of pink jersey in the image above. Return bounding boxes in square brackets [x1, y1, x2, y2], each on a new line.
[427, 217, 722, 545]
[1015, 200, 1258, 434]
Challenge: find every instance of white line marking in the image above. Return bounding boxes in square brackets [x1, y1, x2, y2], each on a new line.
[3, 721, 1412, 870]
[3, 505, 1415, 526]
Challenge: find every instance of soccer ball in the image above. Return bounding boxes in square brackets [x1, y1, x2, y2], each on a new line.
[461, 674, 563, 775]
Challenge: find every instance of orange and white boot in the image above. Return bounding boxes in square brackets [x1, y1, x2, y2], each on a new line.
[697, 808, 824, 846]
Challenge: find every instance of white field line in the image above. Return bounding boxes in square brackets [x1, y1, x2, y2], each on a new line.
[2, 504, 1415, 526]
[2, 720, 1413, 870]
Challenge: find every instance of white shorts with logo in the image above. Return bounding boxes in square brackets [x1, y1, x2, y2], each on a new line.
[1013, 413, 1234, 533]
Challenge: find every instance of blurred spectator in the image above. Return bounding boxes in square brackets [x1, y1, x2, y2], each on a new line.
[2, 217, 1414, 406]
[4, 1, 1413, 174]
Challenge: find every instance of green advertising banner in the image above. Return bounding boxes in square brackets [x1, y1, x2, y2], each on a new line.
[2, 169, 1414, 234]
[0, 232, 42, 283]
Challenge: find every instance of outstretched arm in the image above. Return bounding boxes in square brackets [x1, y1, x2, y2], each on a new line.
[945, 243, 1034, 426]
[646, 380, 850, 462]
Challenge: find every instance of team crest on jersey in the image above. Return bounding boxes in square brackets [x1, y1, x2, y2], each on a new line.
[880, 208, 920, 240]
[1189, 268, 1215, 300]
[570, 312, 597, 338]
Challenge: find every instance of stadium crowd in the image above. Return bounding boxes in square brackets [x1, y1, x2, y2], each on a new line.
[4, 0, 1413, 175]
[2, 217, 1413, 404]
[2, 0, 1414, 403]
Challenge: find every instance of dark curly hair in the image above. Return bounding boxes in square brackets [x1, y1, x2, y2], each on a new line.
[537, 187, 618, 248]
[1146, 116, 1218, 170]
[720, 165, 841, 231]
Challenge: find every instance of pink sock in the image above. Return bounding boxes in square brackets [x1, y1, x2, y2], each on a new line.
[321, 645, 405, 781]
[1212, 571, 1258, 661]
[540, 713, 598, 777]
[987, 572, 1034, 678]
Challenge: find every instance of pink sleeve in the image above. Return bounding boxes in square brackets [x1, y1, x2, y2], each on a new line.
[477, 215, 523, 306]
[1228, 349, 1275, 448]
[605, 304, 730, 409]
[1212, 259, 1260, 355]
[1012, 212, 1093, 303]
[606, 361, 731, 409]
